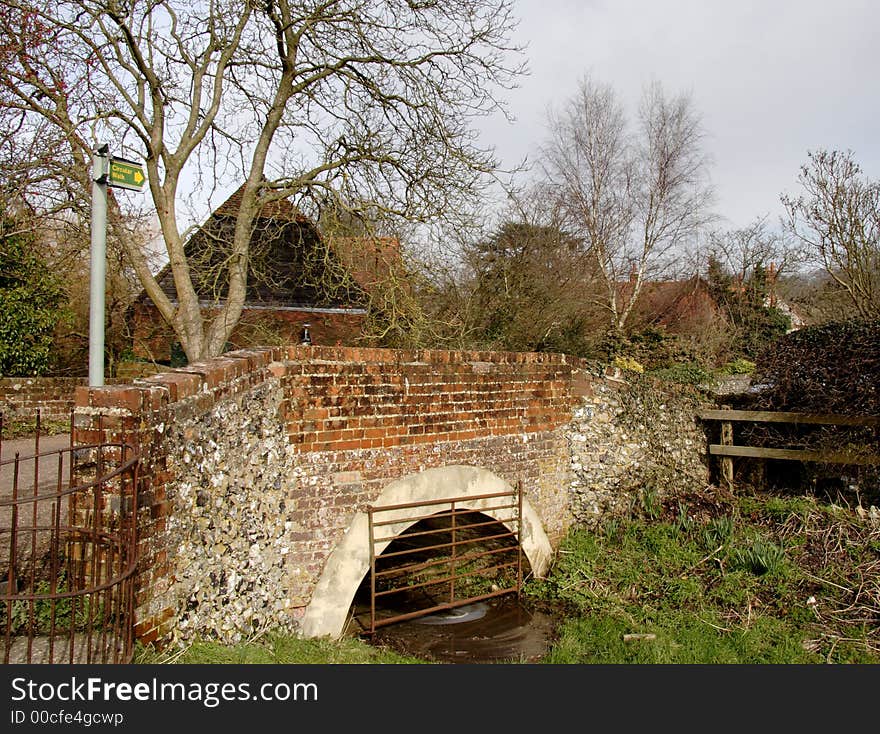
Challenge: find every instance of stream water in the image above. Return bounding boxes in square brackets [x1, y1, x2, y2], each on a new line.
[368, 596, 555, 663]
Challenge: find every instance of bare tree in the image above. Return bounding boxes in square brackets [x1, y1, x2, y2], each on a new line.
[707, 217, 800, 289]
[0, 0, 524, 361]
[781, 149, 880, 319]
[541, 74, 714, 333]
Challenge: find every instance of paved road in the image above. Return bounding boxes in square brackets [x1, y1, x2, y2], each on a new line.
[0, 434, 73, 499]
[0, 435, 74, 568]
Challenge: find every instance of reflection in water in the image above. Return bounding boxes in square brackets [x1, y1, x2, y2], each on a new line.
[414, 602, 489, 625]
[370, 596, 554, 663]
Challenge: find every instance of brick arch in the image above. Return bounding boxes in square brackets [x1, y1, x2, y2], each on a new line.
[299, 465, 553, 639]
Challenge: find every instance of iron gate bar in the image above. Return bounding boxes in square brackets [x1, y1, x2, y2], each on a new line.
[368, 489, 519, 514]
[374, 544, 520, 578]
[517, 481, 523, 598]
[373, 560, 520, 597]
[368, 492, 518, 524]
[1, 424, 139, 664]
[375, 529, 519, 561]
[369, 503, 519, 528]
[372, 513, 518, 544]
[449, 501, 456, 603]
[5, 455, 19, 653]
[367, 482, 524, 634]
[368, 504, 376, 639]
[369, 587, 520, 630]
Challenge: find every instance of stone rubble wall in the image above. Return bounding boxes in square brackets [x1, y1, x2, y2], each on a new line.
[566, 369, 711, 527]
[161, 379, 300, 644]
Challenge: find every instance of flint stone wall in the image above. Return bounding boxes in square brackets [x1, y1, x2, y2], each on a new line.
[163, 379, 299, 643]
[567, 371, 711, 527]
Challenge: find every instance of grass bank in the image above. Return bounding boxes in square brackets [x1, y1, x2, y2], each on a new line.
[529, 487, 880, 663]
[135, 634, 424, 664]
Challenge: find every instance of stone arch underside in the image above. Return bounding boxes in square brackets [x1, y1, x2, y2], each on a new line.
[299, 465, 554, 639]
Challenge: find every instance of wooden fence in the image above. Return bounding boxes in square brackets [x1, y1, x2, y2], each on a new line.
[698, 409, 880, 491]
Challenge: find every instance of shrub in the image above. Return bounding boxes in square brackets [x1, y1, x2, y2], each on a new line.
[648, 361, 711, 385]
[622, 326, 701, 369]
[613, 355, 644, 373]
[719, 358, 756, 375]
[750, 319, 879, 415]
[0, 223, 66, 376]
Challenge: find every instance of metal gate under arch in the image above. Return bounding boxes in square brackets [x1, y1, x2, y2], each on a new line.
[1, 418, 139, 664]
[366, 483, 524, 633]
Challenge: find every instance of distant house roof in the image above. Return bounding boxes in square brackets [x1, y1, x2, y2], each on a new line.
[326, 235, 403, 293]
[625, 275, 722, 332]
[138, 186, 370, 310]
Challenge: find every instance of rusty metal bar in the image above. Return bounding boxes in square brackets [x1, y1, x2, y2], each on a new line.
[86, 418, 104, 664]
[369, 490, 517, 514]
[368, 505, 376, 636]
[375, 544, 517, 579]
[370, 501, 518, 529]
[27, 447, 38, 661]
[1, 437, 139, 664]
[4, 453, 20, 664]
[373, 515, 519, 545]
[367, 483, 524, 633]
[48, 452, 62, 663]
[374, 560, 519, 598]
[370, 586, 519, 630]
[449, 503, 456, 604]
[376, 529, 518, 561]
[516, 480, 523, 597]
[372, 587, 519, 630]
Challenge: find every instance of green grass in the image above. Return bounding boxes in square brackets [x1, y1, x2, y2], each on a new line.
[524, 489, 880, 664]
[135, 633, 426, 664]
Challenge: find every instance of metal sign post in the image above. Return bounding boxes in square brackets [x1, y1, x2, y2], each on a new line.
[89, 145, 146, 387]
[89, 145, 109, 387]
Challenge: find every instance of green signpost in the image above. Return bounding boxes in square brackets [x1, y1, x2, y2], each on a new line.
[108, 157, 146, 191]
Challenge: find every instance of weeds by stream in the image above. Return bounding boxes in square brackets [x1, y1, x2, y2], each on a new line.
[529, 486, 880, 664]
[136, 486, 880, 664]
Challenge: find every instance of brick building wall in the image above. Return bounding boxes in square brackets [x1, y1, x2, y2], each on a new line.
[130, 302, 367, 363]
[1, 377, 121, 425]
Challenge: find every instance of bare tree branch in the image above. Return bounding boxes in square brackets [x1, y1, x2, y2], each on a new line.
[0, 0, 524, 360]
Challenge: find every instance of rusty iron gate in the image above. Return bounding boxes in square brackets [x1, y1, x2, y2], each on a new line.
[366, 483, 524, 633]
[1, 412, 139, 663]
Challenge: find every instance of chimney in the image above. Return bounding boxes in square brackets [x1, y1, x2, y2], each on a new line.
[767, 262, 777, 307]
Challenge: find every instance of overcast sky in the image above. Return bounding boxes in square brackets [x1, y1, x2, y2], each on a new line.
[477, 0, 879, 232]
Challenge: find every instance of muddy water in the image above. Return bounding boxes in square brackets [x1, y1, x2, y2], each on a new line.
[369, 596, 555, 663]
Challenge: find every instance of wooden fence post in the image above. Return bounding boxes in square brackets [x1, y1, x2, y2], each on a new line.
[720, 416, 734, 492]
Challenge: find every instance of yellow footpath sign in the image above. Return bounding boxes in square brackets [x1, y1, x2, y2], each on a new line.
[108, 158, 145, 191]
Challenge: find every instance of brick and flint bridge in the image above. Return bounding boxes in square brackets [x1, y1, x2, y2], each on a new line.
[74, 345, 703, 646]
